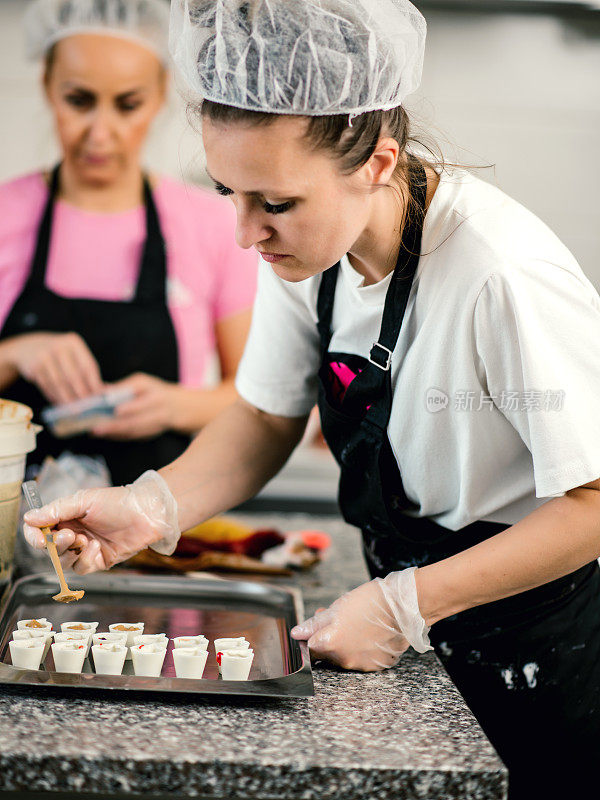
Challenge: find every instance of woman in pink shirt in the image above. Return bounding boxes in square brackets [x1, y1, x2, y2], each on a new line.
[0, 0, 257, 484]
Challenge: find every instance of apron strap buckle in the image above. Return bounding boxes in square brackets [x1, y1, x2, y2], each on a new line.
[369, 343, 393, 371]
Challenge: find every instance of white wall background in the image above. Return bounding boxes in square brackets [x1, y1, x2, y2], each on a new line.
[1, 1, 599, 286]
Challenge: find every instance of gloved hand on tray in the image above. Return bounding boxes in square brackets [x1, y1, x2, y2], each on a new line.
[23, 470, 180, 574]
[290, 567, 433, 672]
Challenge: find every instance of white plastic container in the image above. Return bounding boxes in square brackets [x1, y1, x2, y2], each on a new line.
[220, 648, 254, 681]
[54, 630, 92, 657]
[51, 641, 87, 674]
[172, 646, 209, 679]
[172, 635, 208, 651]
[109, 622, 144, 657]
[214, 637, 250, 673]
[0, 400, 41, 586]
[12, 628, 54, 659]
[91, 643, 127, 676]
[9, 638, 45, 670]
[17, 618, 53, 633]
[131, 643, 167, 677]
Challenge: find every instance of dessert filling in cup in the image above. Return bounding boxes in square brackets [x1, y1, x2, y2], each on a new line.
[131, 643, 167, 677]
[220, 648, 254, 681]
[214, 638, 250, 673]
[12, 628, 54, 659]
[61, 622, 99, 638]
[109, 623, 144, 656]
[91, 643, 128, 676]
[132, 633, 167, 648]
[17, 618, 52, 633]
[54, 630, 92, 657]
[172, 646, 209, 679]
[92, 632, 128, 648]
[9, 638, 45, 670]
[173, 635, 208, 651]
[51, 641, 87, 674]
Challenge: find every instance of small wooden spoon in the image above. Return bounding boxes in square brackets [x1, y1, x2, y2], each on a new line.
[42, 527, 85, 603]
[22, 481, 85, 603]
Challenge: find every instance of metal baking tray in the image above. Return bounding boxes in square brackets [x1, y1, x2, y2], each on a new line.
[0, 572, 314, 698]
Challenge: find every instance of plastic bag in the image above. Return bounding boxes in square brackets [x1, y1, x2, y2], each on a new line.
[15, 452, 111, 574]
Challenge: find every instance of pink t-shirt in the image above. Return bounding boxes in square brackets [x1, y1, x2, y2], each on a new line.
[0, 172, 258, 386]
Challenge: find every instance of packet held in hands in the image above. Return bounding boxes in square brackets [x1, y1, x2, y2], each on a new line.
[41, 389, 134, 438]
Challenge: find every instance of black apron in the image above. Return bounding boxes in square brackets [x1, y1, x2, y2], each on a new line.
[317, 157, 600, 800]
[0, 165, 189, 485]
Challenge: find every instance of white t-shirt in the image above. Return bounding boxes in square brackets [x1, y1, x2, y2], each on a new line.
[236, 168, 600, 530]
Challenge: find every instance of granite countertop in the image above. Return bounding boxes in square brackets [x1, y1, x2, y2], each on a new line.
[0, 514, 507, 799]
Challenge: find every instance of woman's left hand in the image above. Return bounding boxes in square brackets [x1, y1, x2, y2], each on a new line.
[91, 373, 177, 440]
[290, 567, 433, 672]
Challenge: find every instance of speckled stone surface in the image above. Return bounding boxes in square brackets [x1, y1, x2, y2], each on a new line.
[0, 514, 507, 798]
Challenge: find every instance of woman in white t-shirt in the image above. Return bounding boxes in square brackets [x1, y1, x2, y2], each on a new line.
[23, 2, 600, 797]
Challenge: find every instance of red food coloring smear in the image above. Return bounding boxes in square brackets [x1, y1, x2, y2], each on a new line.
[138, 645, 144, 649]
[216, 652, 222, 665]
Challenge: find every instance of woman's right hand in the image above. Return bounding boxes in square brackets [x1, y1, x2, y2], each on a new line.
[5, 331, 103, 404]
[22, 471, 181, 574]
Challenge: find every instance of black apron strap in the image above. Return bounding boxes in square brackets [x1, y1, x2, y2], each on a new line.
[317, 155, 427, 367]
[27, 164, 60, 290]
[316, 262, 340, 354]
[339, 158, 427, 424]
[134, 176, 168, 305]
[369, 157, 427, 367]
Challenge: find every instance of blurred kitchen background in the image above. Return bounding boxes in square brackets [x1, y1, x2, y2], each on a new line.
[1, 0, 599, 513]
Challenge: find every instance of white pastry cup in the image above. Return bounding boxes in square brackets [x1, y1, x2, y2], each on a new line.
[220, 648, 254, 681]
[17, 618, 53, 633]
[12, 629, 54, 660]
[172, 635, 208, 651]
[9, 639, 45, 670]
[215, 638, 250, 673]
[92, 632, 128, 648]
[51, 641, 87, 674]
[131, 643, 166, 677]
[172, 647, 209, 679]
[109, 623, 144, 654]
[54, 630, 92, 657]
[91, 643, 128, 676]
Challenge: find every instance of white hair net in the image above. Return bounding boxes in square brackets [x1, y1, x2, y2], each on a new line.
[24, 0, 171, 62]
[169, 0, 426, 116]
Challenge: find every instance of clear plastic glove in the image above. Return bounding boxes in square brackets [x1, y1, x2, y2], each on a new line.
[22, 471, 180, 575]
[290, 567, 433, 672]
